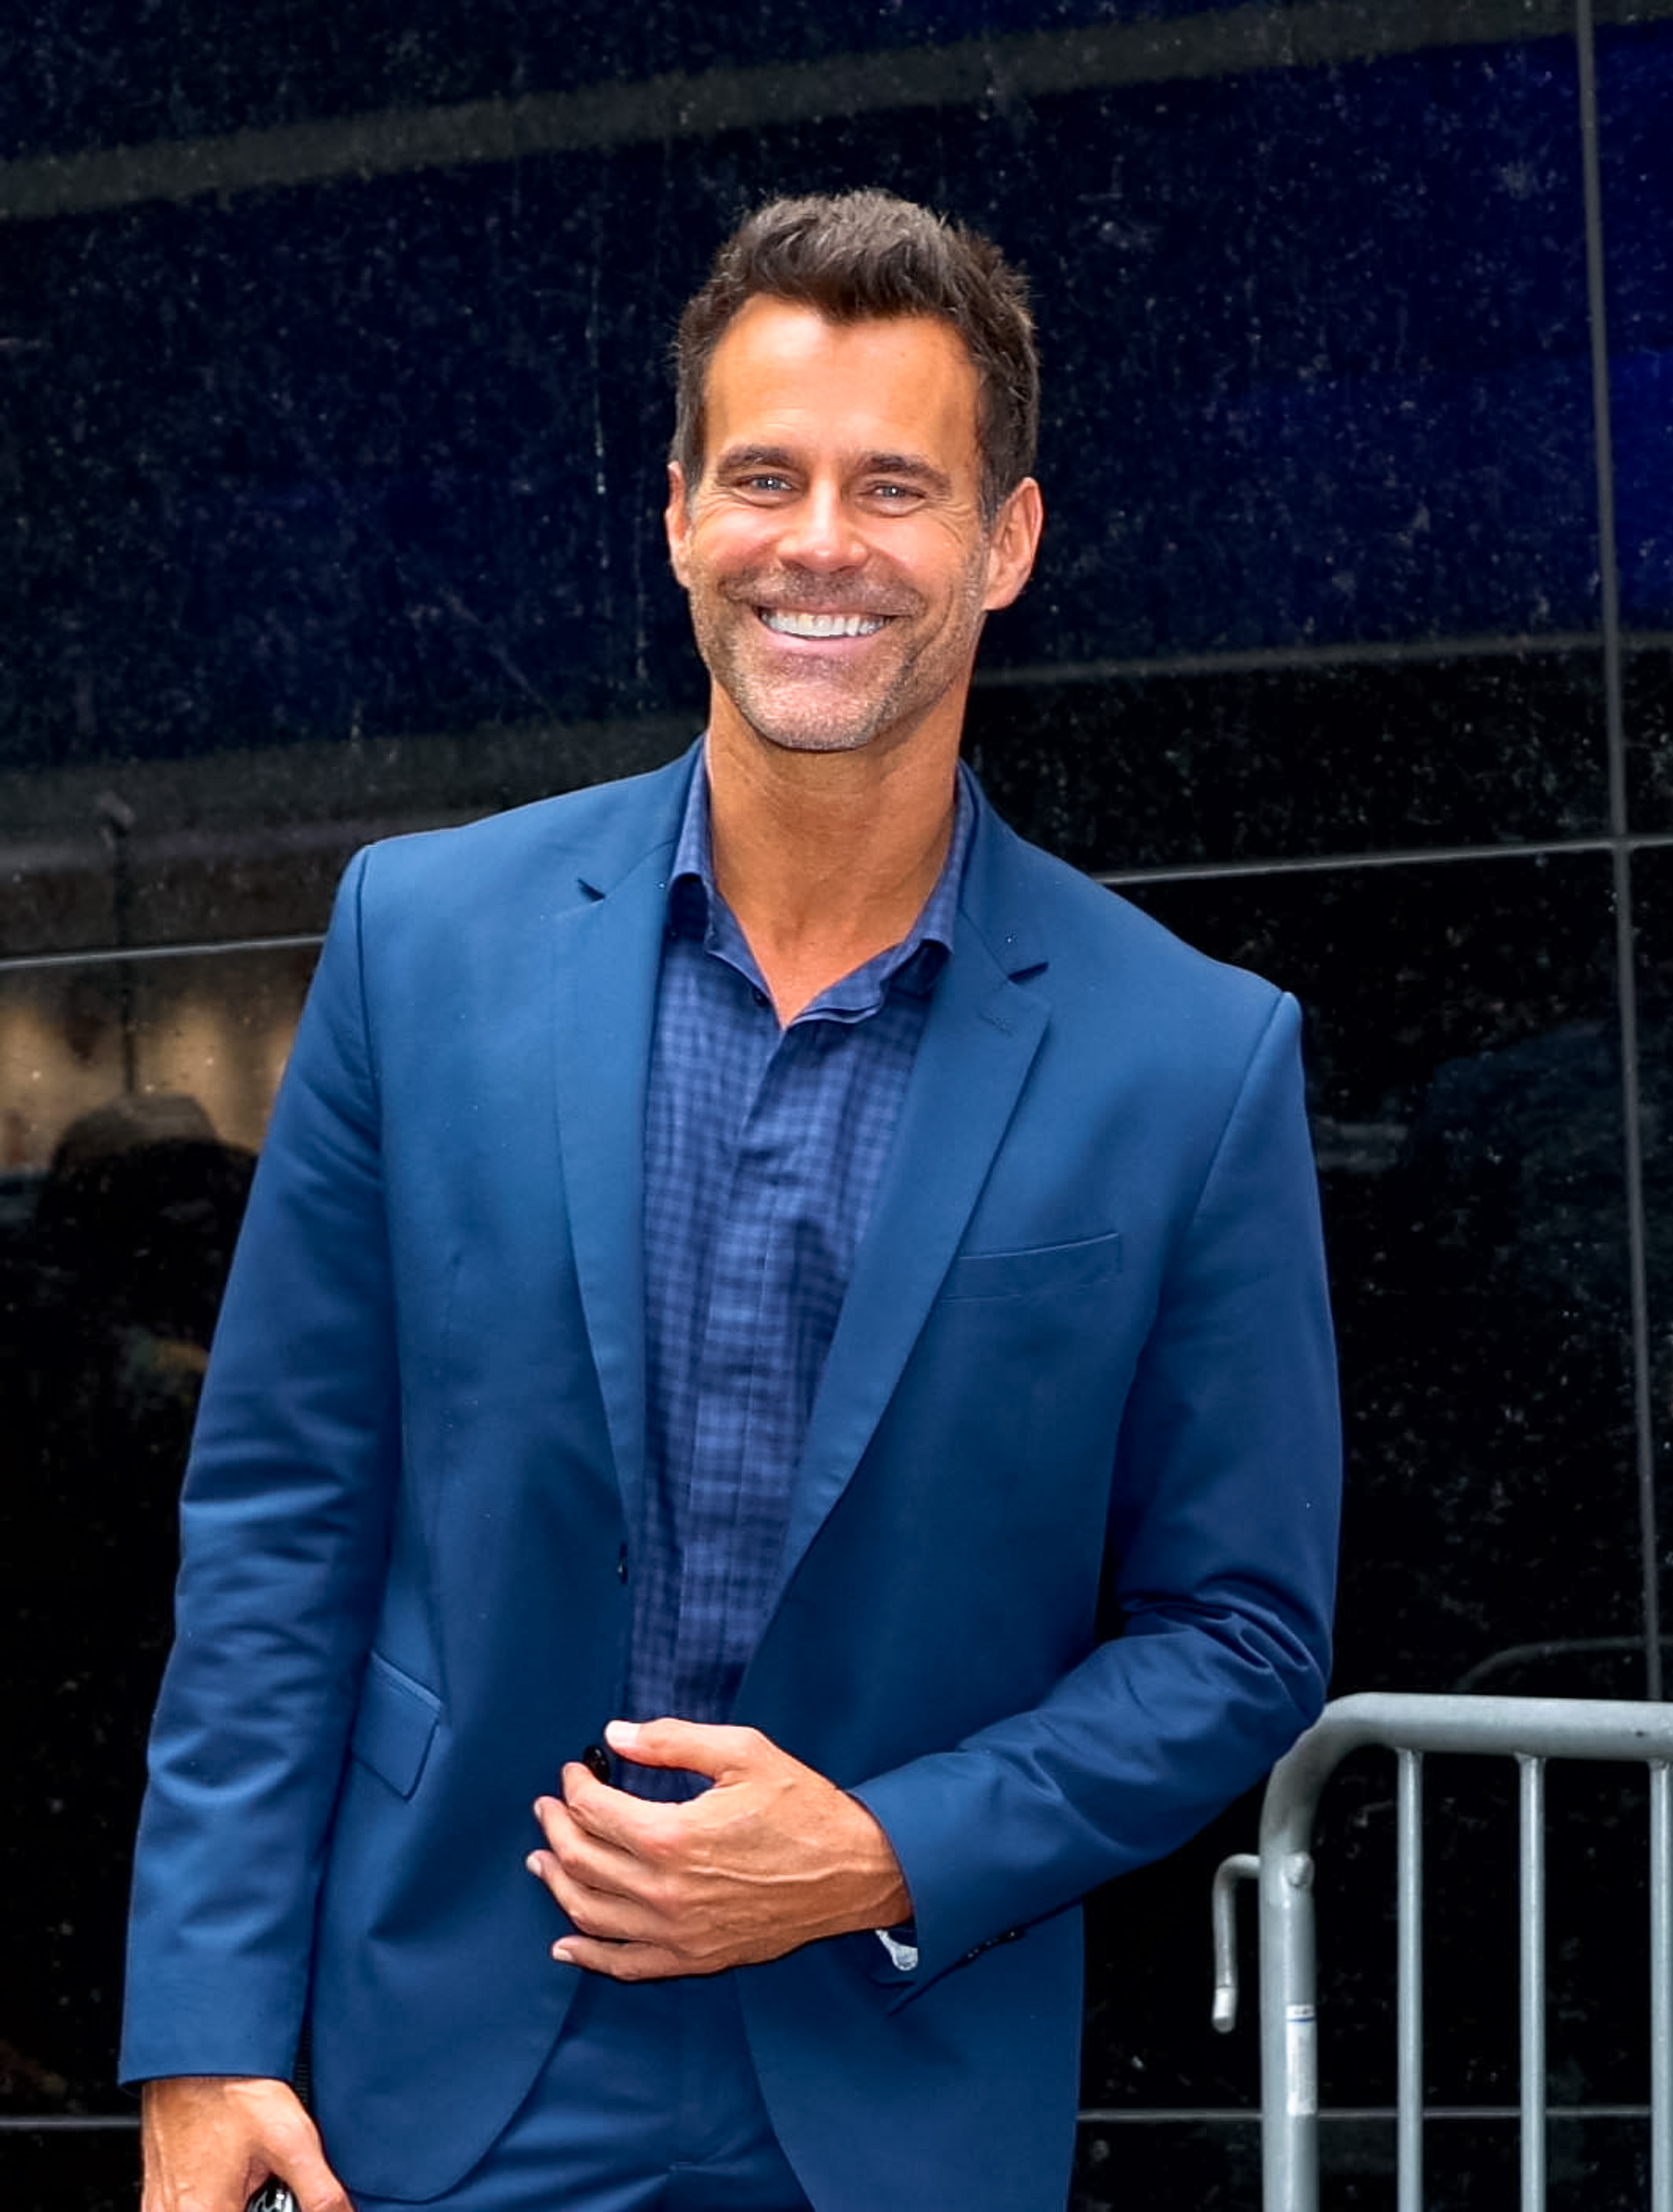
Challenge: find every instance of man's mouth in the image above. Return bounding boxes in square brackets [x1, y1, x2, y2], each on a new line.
[758, 609, 888, 639]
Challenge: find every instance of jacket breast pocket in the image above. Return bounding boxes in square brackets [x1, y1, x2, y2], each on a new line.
[937, 1229, 1123, 1303]
[348, 1650, 442, 1800]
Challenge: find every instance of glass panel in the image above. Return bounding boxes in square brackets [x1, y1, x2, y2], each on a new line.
[1, 15, 1598, 929]
[967, 649, 1607, 874]
[1622, 844, 1673, 1686]
[1129, 851, 1639, 1700]
[0, 945, 313, 2112]
[1600, 17, 1673, 829]
[1079, 851, 1645, 2120]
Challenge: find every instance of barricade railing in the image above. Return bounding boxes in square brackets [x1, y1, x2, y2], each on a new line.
[1211, 1692, 1673, 2212]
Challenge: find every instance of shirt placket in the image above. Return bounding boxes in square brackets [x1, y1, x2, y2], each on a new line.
[671, 1015, 833, 1720]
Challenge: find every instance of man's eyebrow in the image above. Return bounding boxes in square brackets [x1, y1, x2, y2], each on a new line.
[862, 452, 954, 497]
[715, 444, 799, 475]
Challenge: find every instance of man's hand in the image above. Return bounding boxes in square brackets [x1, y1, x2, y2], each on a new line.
[526, 1718, 911, 1980]
[141, 2076, 351, 2212]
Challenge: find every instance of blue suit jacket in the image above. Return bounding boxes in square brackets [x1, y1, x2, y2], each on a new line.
[122, 747, 1339, 2211]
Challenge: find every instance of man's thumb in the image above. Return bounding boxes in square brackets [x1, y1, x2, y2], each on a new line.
[604, 1716, 755, 1774]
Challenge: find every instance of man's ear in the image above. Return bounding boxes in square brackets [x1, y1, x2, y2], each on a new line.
[980, 477, 1044, 614]
[664, 460, 691, 588]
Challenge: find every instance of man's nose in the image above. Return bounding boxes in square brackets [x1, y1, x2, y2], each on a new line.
[776, 484, 865, 572]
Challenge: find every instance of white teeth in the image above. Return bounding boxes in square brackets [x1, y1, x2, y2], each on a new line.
[761, 609, 885, 638]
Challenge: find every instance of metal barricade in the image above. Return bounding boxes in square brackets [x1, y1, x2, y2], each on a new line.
[1211, 1693, 1673, 2211]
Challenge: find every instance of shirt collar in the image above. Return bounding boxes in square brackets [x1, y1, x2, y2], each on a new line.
[666, 751, 974, 1004]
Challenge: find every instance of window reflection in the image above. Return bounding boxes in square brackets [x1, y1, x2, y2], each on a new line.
[0, 954, 308, 2108]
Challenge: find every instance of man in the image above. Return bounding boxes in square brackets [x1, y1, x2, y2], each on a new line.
[123, 190, 1340, 2212]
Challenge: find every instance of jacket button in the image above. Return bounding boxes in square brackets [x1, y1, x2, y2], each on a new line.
[581, 1742, 611, 1783]
[616, 1545, 629, 1584]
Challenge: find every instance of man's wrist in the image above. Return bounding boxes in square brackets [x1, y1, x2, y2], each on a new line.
[840, 1791, 912, 1932]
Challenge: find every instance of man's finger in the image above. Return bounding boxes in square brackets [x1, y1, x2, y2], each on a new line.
[604, 1717, 767, 1776]
[288, 2148, 357, 2212]
[539, 1777, 672, 1865]
[550, 1932, 691, 1981]
[526, 1833, 671, 1939]
[261, 2108, 352, 2212]
[528, 1802, 683, 1939]
[545, 1872, 670, 1947]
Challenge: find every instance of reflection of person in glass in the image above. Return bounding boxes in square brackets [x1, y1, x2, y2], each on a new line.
[123, 193, 1340, 2212]
[0, 1093, 252, 2107]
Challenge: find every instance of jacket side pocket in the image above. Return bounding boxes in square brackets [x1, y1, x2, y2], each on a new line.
[348, 1650, 441, 1800]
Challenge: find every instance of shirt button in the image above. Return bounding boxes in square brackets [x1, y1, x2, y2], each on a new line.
[751, 987, 768, 1008]
[581, 1742, 611, 1783]
[616, 1545, 629, 1585]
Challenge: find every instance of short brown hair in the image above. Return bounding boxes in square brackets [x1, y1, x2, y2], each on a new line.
[671, 189, 1039, 525]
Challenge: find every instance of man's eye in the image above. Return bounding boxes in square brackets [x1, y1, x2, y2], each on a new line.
[868, 482, 920, 503]
[740, 474, 793, 494]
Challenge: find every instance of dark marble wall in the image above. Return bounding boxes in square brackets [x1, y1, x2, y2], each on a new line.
[4, 5, 1671, 2206]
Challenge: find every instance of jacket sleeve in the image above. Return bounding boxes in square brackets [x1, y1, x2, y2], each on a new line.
[850, 992, 1340, 1986]
[120, 848, 400, 2084]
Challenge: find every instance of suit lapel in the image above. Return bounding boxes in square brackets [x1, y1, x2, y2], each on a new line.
[546, 760, 1053, 1595]
[775, 798, 1051, 1598]
[547, 754, 694, 1541]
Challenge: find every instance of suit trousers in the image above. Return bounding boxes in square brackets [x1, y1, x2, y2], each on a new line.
[345, 1971, 814, 2212]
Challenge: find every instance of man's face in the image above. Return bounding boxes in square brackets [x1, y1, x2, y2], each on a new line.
[666, 298, 1040, 763]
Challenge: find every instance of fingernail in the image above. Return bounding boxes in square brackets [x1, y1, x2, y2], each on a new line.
[525, 1853, 542, 1876]
[604, 1719, 641, 1750]
[552, 1943, 576, 1965]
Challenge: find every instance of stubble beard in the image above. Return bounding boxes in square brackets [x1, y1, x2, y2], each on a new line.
[689, 562, 988, 759]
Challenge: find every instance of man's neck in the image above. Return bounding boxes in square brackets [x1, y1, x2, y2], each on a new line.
[703, 712, 963, 1025]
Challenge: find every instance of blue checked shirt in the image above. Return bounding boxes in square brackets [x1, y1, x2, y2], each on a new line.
[621, 757, 974, 1800]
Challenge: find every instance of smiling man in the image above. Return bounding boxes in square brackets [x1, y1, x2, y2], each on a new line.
[123, 191, 1340, 2212]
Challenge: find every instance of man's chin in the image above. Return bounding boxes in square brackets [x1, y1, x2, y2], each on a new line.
[722, 684, 891, 756]
[749, 720, 883, 756]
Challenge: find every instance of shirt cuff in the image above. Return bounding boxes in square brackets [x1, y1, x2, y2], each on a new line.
[873, 1926, 920, 1972]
